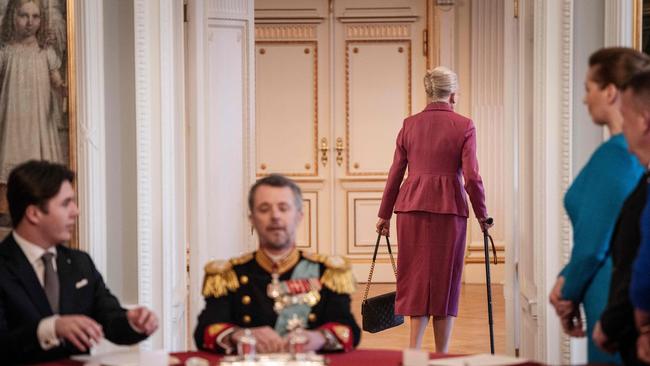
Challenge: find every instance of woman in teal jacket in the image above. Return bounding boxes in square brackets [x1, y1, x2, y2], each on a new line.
[549, 47, 648, 364]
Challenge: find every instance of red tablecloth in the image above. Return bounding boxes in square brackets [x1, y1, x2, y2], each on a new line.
[34, 349, 538, 366]
[173, 349, 447, 365]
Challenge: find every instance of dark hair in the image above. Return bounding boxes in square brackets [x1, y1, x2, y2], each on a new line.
[622, 69, 650, 96]
[1, 0, 48, 49]
[6, 160, 75, 227]
[588, 47, 650, 89]
[248, 174, 302, 212]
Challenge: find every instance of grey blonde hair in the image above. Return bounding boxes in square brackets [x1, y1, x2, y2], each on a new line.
[424, 66, 458, 101]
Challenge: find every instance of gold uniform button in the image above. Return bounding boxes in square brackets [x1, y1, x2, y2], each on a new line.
[242, 295, 251, 305]
[243, 315, 251, 324]
[240, 275, 249, 285]
[308, 313, 317, 322]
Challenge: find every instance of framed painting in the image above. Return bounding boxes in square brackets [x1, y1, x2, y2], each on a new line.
[0, 0, 76, 241]
[634, 0, 650, 54]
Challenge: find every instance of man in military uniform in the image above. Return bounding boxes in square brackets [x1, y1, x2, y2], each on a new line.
[194, 174, 360, 354]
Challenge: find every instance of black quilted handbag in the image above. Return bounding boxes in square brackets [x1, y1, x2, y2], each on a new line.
[361, 234, 404, 333]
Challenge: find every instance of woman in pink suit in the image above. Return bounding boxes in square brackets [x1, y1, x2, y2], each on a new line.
[376, 67, 492, 352]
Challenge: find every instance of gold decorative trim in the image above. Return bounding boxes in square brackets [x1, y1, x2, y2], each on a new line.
[467, 245, 506, 252]
[339, 177, 389, 183]
[465, 257, 506, 264]
[465, 244, 506, 264]
[345, 23, 411, 39]
[256, 247, 301, 274]
[255, 41, 319, 177]
[345, 40, 412, 176]
[430, 1, 441, 68]
[255, 24, 317, 41]
[344, 190, 395, 257]
[634, 0, 642, 51]
[348, 257, 395, 264]
[297, 190, 319, 253]
[352, 198, 391, 249]
[67, 0, 79, 248]
[296, 198, 312, 249]
[256, 176, 325, 184]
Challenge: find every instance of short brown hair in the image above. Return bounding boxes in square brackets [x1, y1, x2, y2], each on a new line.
[6, 160, 74, 227]
[588, 47, 650, 89]
[248, 174, 302, 212]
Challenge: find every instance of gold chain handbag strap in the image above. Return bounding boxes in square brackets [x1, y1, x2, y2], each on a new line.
[363, 234, 398, 302]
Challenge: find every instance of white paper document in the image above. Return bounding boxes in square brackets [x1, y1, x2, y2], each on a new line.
[71, 350, 169, 366]
[428, 354, 527, 366]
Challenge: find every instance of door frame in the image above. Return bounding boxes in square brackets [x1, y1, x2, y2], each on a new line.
[504, 0, 574, 362]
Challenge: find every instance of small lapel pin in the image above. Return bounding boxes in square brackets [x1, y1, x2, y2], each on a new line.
[75, 278, 88, 289]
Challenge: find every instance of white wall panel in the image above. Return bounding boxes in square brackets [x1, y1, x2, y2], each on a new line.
[346, 190, 397, 254]
[206, 21, 247, 259]
[104, 0, 138, 305]
[463, 0, 506, 285]
[207, 0, 251, 19]
[133, 0, 188, 351]
[187, 0, 256, 348]
[256, 42, 318, 176]
[295, 191, 318, 252]
[74, 0, 107, 275]
[347, 41, 410, 175]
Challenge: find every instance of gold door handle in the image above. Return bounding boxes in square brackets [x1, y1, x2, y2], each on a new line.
[335, 137, 344, 166]
[319, 137, 329, 167]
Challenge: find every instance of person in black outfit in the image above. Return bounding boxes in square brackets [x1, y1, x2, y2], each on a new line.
[194, 174, 360, 354]
[593, 172, 648, 365]
[0, 160, 158, 364]
[619, 70, 650, 364]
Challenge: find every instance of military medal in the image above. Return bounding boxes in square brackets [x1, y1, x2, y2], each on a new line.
[267, 273, 281, 298]
[286, 313, 305, 331]
[267, 276, 322, 313]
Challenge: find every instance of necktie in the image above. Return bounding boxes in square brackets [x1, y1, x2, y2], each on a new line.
[41, 252, 59, 314]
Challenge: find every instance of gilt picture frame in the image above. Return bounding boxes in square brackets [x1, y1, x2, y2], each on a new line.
[0, 0, 77, 246]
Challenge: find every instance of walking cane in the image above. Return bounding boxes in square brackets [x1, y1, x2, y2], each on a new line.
[482, 217, 497, 354]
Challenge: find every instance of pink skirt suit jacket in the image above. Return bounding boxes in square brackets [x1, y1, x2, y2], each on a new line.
[378, 102, 488, 317]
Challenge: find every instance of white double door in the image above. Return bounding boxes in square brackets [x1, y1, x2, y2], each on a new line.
[254, 0, 427, 281]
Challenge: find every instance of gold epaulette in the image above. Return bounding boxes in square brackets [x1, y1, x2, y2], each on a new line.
[202, 259, 239, 298]
[303, 251, 327, 264]
[231, 252, 254, 266]
[304, 252, 357, 295]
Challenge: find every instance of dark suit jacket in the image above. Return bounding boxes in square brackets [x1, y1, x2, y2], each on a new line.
[600, 173, 648, 366]
[378, 102, 487, 220]
[0, 234, 146, 364]
[194, 251, 360, 353]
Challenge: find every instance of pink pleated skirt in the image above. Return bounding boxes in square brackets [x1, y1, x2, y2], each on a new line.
[395, 211, 467, 317]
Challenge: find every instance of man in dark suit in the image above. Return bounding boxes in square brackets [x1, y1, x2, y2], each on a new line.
[592, 173, 647, 366]
[0, 160, 158, 364]
[617, 72, 650, 364]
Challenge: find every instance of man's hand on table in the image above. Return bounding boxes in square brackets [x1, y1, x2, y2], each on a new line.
[285, 329, 326, 352]
[230, 327, 327, 353]
[127, 306, 159, 335]
[55, 315, 104, 352]
[231, 326, 286, 354]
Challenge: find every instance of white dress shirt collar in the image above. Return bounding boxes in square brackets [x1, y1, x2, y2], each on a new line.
[13, 231, 57, 266]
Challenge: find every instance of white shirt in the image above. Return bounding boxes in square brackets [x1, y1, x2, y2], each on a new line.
[13, 232, 61, 350]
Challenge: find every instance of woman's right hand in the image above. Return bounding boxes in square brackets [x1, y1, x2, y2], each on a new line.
[478, 217, 494, 232]
[376, 218, 390, 237]
[549, 276, 573, 317]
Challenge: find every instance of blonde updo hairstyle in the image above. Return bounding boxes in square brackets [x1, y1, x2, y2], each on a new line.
[424, 66, 458, 102]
